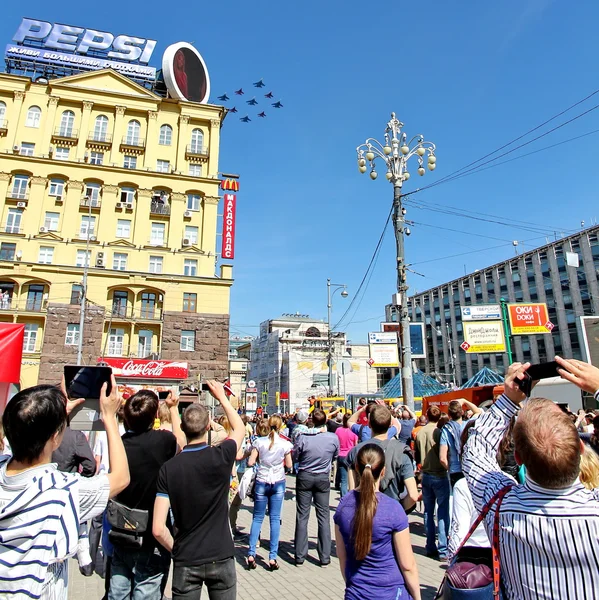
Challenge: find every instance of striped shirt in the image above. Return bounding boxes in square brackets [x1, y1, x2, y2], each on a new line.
[0, 457, 110, 599]
[463, 395, 599, 600]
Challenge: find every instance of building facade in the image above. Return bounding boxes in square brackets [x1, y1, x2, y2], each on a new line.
[248, 314, 378, 413]
[0, 69, 232, 388]
[386, 226, 599, 385]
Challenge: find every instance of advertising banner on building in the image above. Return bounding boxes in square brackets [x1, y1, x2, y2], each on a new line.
[461, 321, 506, 354]
[221, 193, 236, 260]
[379, 322, 426, 359]
[579, 316, 599, 367]
[461, 304, 502, 321]
[99, 358, 189, 379]
[507, 303, 553, 335]
[369, 344, 400, 368]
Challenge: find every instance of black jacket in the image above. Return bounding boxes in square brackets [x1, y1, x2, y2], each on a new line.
[52, 427, 96, 477]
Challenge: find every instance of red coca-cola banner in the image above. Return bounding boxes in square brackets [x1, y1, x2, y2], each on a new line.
[221, 193, 236, 260]
[99, 358, 189, 379]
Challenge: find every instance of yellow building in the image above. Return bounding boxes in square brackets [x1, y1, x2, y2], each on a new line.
[0, 69, 232, 388]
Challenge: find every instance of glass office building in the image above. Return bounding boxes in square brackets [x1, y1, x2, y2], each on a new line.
[386, 225, 599, 385]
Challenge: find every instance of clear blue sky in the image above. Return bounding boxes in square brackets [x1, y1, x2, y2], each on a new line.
[3, 1, 599, 343]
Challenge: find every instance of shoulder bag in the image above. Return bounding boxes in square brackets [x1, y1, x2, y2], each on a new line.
[106, 499, 149, 549]
[435, 485, 514, 600]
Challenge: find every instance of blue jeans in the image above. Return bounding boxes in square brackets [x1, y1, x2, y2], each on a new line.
[422, 473, 450, 558]
[248, 479, 286, 561]
[108, 545, 170, 600]
[337, 456, 349, 498]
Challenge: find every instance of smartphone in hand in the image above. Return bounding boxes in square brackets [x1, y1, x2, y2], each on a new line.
[63, 365, 113, 431]
[515, 361, 560, 397]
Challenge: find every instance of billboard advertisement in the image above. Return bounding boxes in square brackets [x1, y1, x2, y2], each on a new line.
[369, 344, 400, 368]
[379, 322, 426, 359]
[99, 358, 189, 379]
[579, 316, 599, 367]
[461, 321, 506, 354]
[221, 194, 236, 260]
[461, 304, 501, 321]
[507, 303, 553, 335]
[162, 42, 210, 103]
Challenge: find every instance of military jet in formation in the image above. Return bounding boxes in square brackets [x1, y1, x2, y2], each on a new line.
[217, 78, 284, 123]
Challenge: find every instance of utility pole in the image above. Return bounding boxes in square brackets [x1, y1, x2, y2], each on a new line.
[500, 297, 514, 364]
[327, 278, 348, 397]
[77, 195, 93, 365]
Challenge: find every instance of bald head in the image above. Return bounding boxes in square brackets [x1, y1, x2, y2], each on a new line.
[514, 398, 581, 489]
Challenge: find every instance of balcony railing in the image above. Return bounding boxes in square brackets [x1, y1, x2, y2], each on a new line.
[109, 306, 163, 320]
[6, 190, 28, 201]
[120, 137, 145, 151]
[1, 226, 23, 234]
[185, 144, 209, 158]
[80, 197, 101, 209]
[0, 299, 46, 312]
[150, 202, 170, 216]
[87, 133, 113, 145]
[52, 127, 79, 140]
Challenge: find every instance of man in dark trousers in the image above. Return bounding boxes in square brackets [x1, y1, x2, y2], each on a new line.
[293, 409, 339, 566]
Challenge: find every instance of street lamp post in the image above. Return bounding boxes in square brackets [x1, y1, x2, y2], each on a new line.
[357, 113, 437, 410]
[327, 278, 348, 397]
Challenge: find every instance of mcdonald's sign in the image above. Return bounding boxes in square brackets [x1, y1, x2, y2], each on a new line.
[220, 179, 239, 191]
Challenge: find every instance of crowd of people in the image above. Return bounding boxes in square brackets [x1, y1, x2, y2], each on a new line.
[1, 356, 599, 599]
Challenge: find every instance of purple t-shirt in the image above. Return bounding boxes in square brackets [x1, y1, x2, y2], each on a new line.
[334, 491, 409, 600]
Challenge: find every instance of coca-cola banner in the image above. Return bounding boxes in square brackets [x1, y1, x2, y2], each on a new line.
[99, 358, 189, 379]
[221, 193, 236, 260]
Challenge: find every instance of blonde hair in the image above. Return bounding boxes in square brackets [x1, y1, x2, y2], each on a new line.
[158, 402, 172, 425]
[218, 415, 232, 435]
[268, 415, 283, 449]
[580, 445, 599, 490]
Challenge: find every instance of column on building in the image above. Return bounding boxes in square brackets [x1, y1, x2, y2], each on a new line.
[201, 195, 219, 270]
[547, 246, 573, 356]
[101, 184, 119, 215]
[0, 173, 10, 203]
[517, 256, 540, 363]
[207, 119, 220, 177]
[28, 177, 48, 238]
[77, 101, 93, 160]
[65, 180, 84, 232]
[9, 91, 25, 148]
[175, 114, 190, 172]
[531, 253, 556, 360]
[136, 189, 153, 246]
[111, 106, 127, 166]
[40, 96, 60, 153]
[580, 234, 599, 315]
[144, 110, 159, 169]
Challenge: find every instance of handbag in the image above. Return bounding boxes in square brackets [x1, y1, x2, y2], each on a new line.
[435, 485, 514, 600]
[106, 499, 149, 549]
[238, 467, 256, 501]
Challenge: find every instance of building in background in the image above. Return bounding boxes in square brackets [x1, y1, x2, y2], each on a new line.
[0, 65, 231, 388]
[228, 336, 252, 406]
[386, 225, 599, 386]
[247, 313, 378, 413]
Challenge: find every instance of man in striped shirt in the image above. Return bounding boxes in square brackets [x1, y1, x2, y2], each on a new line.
[463, 357, 599, 600]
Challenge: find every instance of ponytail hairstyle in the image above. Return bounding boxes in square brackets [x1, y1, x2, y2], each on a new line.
[352, 443, 385, 561]
[268, 415, 283, 449]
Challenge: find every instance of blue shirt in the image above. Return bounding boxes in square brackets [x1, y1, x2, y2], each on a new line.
[440, 420, 465, 474]
[351, 424, 397, 442]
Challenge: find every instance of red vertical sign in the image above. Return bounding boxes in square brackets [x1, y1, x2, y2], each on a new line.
[221, 193, 236, 260]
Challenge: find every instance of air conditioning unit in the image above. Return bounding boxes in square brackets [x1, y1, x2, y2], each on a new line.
[39, 226, 48, 233]
[115, 202, 123, 209]
[183, 211, 192, 218]
[13, 145, 19, 153]
[55, 197, 63, 204]
[17, 202, 26, 208]
[125, 203, 133, 210]
[158, 294, 163, 302]
[182, 238, 192, 247]
[97, 251, 105, 259]
[90, 235, 97, 242]
[96, 257, 105, 267]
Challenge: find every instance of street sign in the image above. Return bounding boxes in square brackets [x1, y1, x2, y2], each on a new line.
[507, 303, 552, 335]
[367, 358, 375, 367]
[369, 331, 398, 344]
[368, 344, 399, 367]
[461, 305, 502, 321]
[462, 321, 506, 353]
[247, 380, 256, 388]
[339, 359, 353, 375]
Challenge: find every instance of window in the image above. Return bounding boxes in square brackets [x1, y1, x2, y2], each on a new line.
[70, 284, 82, 304]
[0, 243, 16, 261]
[125, 120, 140, 145]
[38, 246, 54, 264]
[108, 328, 125, 356]
[112, 291, 128, 317]
[11, 174, 29, 199]
[149, 256, 163, 274]
[113, 253, 128, 271]
[183, 293, 197, 312]
[23, 324, 39, 353]
[189, 164, 202, 177]
[190, 128, 204, 153]
[180, 330, 195, 351]
[150, 223, 165, 245]
[49, 179, 65, 198]
[120, 187, 135, 204]
[0, 101, 5, 126]
[187, 194, 201, 211]
[76, 250, 91, 267]
[123, 155, 137, 169]
[138, 330, 153, 357]
[156, 160, 170, 173]
[141, 292, 156, 318]
[116, 219, 131, 238]
[90, 151, 104, 165]
[26, 106, 41, 128]
[26, 285, 44, 311]
[184, 259, 197, 276]
[55, 147, 69, 161]
[65, 324, 80, 346]
[44, 212, 60, 231]
[59, 110, 75, 136]
[20, 143, 34, 156]
[184, 226, 199, 245]
[6, 208, 23, 234]
[93, 115, 109, 141]
[79, 215, 96, 239]
[84, 183, 101, 204]
[159, 124, 172, 145]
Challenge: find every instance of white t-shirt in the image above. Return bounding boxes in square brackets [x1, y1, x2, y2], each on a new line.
[252, 434, 293, 484]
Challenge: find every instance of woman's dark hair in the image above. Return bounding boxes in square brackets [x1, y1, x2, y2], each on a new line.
[460, 420, 476, 456]
[343, 413, 350, 428]
[2, 385, 67, 463]
[124, 390, 159, 433]
[437, 414, 450, 429]
[497, 416, 520, 479]
[353, 444, 385, 561]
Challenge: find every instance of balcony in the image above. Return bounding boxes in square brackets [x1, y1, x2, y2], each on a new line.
[80, 197, 101, 210]
[0, 120, 7, 136]
[6, 190, 28, 202]
[185, 145, 209, 160]
[109, 306, 163, 321]
[120, 137, 145, 154]
[87, 133, 113, 148]
[0, 226, 24, 235]
[150, 202, 170, 216]
[51, 128, 79, 145]
[0, 299, 47, 313]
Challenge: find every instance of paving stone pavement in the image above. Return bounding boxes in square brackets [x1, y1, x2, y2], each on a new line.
[69, 476, 445, 599]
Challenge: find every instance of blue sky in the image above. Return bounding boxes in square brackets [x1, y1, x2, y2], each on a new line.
[2, 0, 599, 343]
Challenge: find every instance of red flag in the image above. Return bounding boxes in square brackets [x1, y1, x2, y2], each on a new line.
[0, 323, 24, 384]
